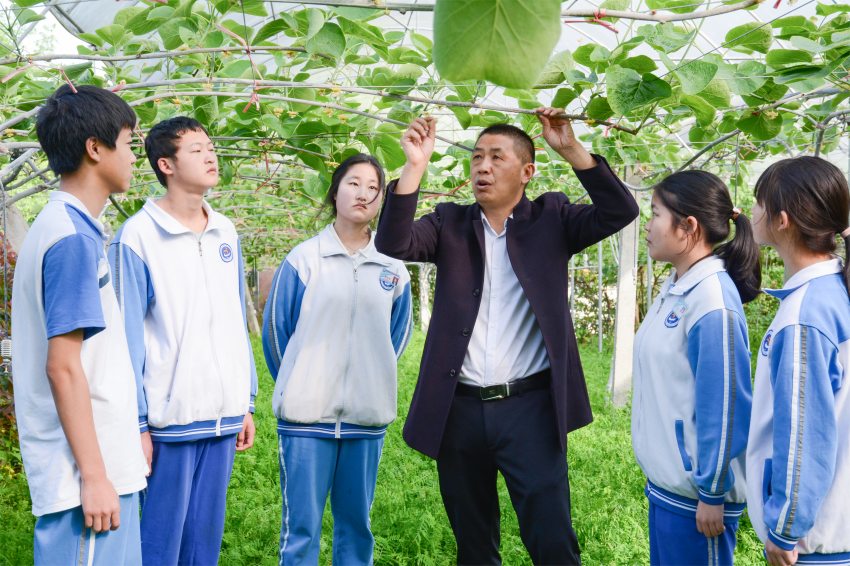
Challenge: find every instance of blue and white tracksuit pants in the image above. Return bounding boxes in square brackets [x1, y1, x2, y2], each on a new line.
[34, 492, 142, 566]
[278, 434, 383, 566]
[140, 435, 237, 566]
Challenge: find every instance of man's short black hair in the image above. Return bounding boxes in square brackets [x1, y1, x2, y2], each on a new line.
[145, 116, 209, 187]
[36, 84, 137, 175]
[476, 123, 535, 164]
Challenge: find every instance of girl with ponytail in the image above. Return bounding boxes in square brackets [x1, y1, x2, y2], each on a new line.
[745, 156, 850, 566]
[632, 170, 759, 565]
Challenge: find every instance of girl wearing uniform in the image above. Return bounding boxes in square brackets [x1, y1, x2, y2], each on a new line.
[747, 157, 850, 566]
[632, 171, 759, 565]
[262, 153, 413, 566]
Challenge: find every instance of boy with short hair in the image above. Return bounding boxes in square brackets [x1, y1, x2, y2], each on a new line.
[12, 84, 148, 565]
[109, 116, 256, 566]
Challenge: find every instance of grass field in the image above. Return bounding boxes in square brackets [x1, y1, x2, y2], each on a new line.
[0, 332, 765, 565]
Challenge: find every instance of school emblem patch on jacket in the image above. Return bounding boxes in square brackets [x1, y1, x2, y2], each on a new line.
[664, 300, 687, 328]
[761, 329, 773, 356]
[379, 268, 400, 290]
[219, 243, 233, 263]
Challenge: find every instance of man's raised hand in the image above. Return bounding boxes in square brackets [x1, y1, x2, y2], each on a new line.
[401, 116, 436, 171]
[536, 107, 596, 170]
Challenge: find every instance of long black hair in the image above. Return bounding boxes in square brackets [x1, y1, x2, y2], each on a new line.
[755, 156, 850, 295]
[654, 170, 761, 303]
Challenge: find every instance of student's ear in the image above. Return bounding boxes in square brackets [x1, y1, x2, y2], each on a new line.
[85, 137, 102, 163]
[157, 157, 175, 177]
[683, 215, 699, 235]
[777, 210, 791, 231]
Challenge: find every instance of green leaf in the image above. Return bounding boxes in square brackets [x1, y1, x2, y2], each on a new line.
[410, 32, 432, 53]
[736, 109, 783, 141]
[535, 51, 575, 88]
[96, 24, 126, 46]
[193, 96, 219, 126]
[254, 18, 294, 44]
[741, 80, 789, 106]
[696, 79, 731, 108]
[239, 0, 267, 17]
[374, 133, 407, 170]
[606, 66, 672, 115]
[573, 44, 611, 71]
[221, 59, 253, 78]
[766, 49, 814, 68]
[620, 55, 657, 74]
[816, 3, 850, 15]
[306, 22, 346, 59]
[13, 7, 43, 26]
[433, 0, 562, 89]
[128, 9, 167, 35]
[771, 16, 816, 39]
[723, 61, 767, 95]
[287, 87, 317, 113]
[725, 23, 772, 54]
[667, 57, 717, 95]
[586, 97, 614, 121]
[551, 88, 578, 109]
[10, 0, 43, 6]
[305, 9, 325, 40]
[679, 94, 715, 127]
[78, 33, 104, 47]
[638, 23, 695, 53]
[789, 36, 827, 54]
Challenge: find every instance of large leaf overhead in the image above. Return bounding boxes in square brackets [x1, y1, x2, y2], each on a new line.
[433, 0, 562, 89]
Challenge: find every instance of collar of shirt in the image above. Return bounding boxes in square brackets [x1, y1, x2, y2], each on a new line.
[318, 223, 392, 265]
[143, 198, 230, 235]
[665, 255, 726, 297]
[49, 191, 106, 240]
[480, 211, 512, 238]
[765, 257, 842, 300]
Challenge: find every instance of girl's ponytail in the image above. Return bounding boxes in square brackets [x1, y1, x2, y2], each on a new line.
[715, 211, 761, 303]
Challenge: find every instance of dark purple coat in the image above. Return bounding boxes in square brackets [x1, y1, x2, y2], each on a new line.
[375, 156, 639, 458]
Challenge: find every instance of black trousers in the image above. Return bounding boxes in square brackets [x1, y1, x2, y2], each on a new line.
[436, 387, 581, 566]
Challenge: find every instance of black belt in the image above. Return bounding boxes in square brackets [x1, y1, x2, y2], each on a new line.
[455, 370, 551, 401]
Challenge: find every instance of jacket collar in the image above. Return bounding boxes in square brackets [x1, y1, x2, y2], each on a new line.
[764, 258, 842, 300]
[664, 256, 726, 296]
[142, 198, 229, 235]
[318, 223, 391, 265]
[50, 191, 106, 239]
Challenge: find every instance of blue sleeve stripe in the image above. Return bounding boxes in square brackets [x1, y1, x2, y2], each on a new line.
[261, 259, 305, 380]
[710, 309, 735, 493]
[390, 282, 413, 357]
[777, 324, 806, 536]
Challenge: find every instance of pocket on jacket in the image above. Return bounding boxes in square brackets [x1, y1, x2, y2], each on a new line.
[762, 458, 773, 503]
[674, 419, 693, 472]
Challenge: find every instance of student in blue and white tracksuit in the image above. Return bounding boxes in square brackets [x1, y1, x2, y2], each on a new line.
[747, 157, 850, 566]
[13, 85, 148, 566]
[633, 171, 759, 565]
[263, 153, 412, 566]
[109, 117, 257, 566]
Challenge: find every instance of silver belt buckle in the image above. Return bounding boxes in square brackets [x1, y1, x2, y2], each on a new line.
[480, 382, 510, 401]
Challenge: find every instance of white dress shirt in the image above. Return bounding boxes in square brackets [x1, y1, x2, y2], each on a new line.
[459, 213, 550, 386]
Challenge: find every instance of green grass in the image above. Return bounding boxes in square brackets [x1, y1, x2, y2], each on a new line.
[0, 333, 765, 565]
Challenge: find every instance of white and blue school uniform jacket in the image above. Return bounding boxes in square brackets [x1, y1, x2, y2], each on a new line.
[747, 259, 850, 559]
[11, 191, 147, 516]
[633, 256, 752, 518]
[262, 224, 413, 438]
[108, 199, 257, 442]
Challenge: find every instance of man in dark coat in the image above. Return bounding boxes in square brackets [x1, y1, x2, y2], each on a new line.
[375, 108, 639, 565]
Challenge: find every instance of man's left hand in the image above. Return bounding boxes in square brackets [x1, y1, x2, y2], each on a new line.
[236, 413, 255, 451]
[536, 107, 596, 170]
